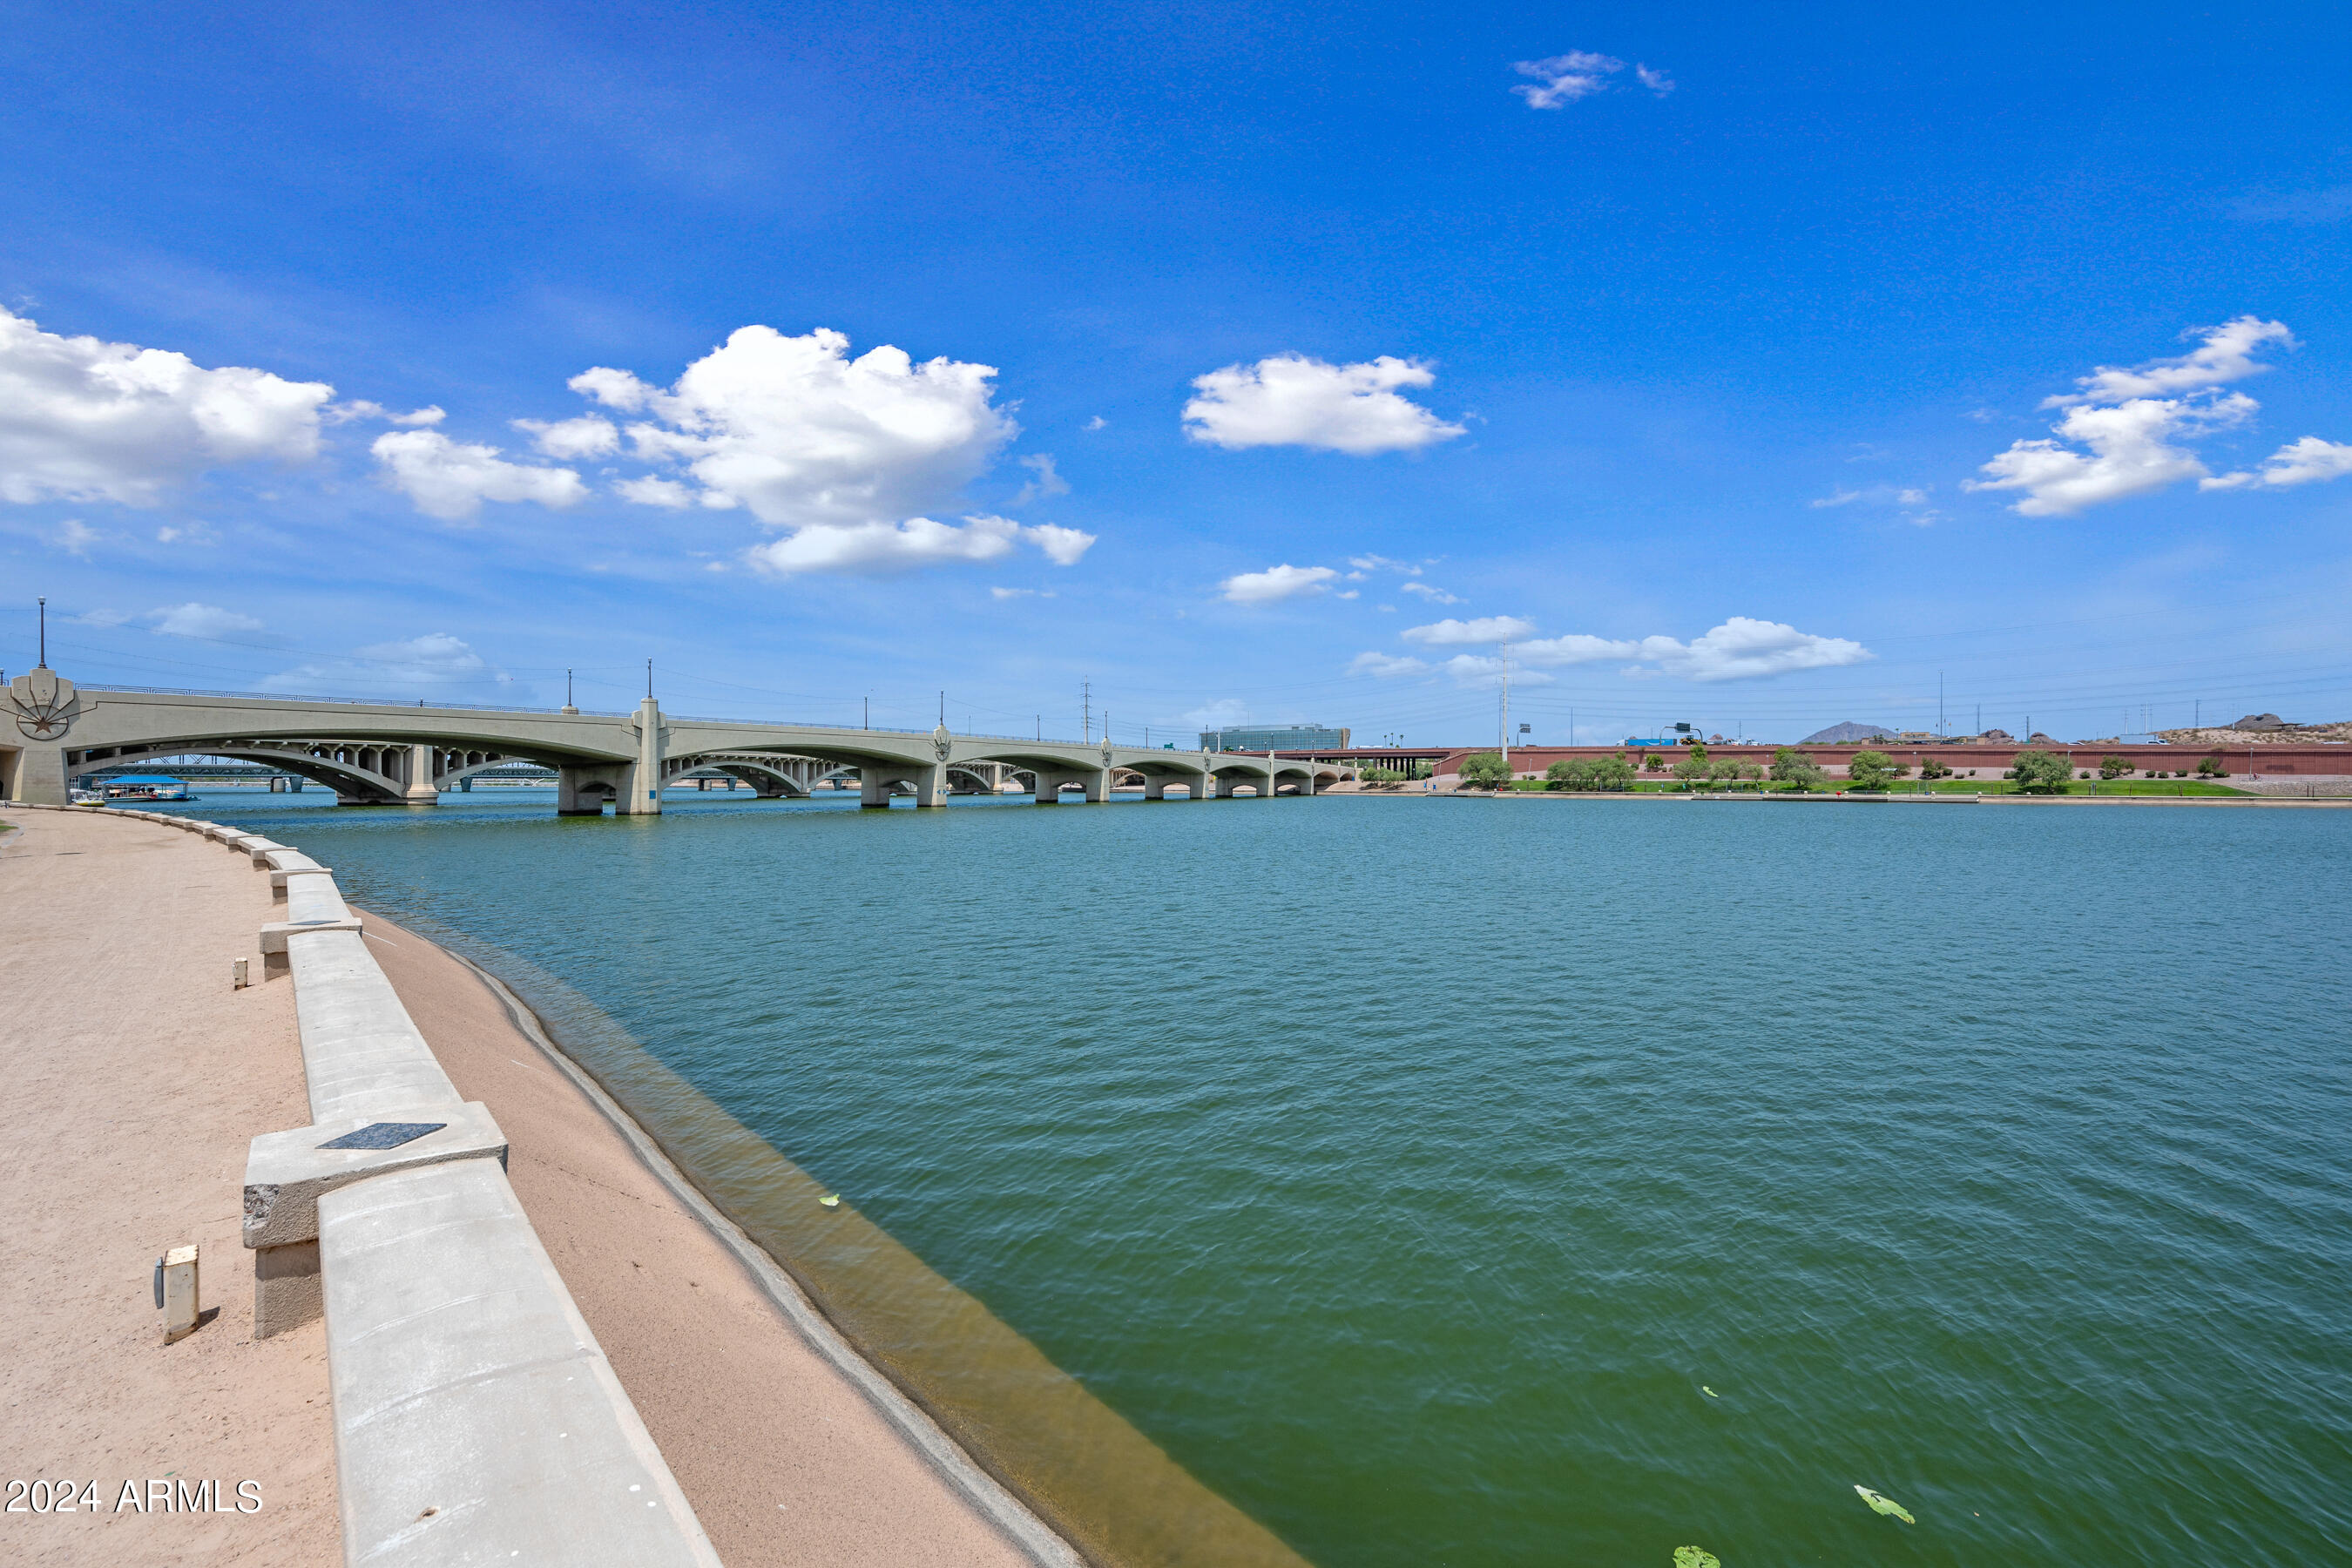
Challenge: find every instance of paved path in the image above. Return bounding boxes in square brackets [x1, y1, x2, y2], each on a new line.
[355, 909, 1041, 1568]
[0, 806, 337, 1566]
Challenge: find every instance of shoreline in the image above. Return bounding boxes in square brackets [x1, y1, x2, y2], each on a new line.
[409, 922, 1079, 1565]
[350, 902, 1311, 1568]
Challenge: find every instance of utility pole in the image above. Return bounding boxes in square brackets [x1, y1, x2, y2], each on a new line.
[37, 596, 48, 668]
[863, 696, 869, 730]
[1498, 643, 1511, 768]
[939, 690, 945, 728]
[1082, 680, 1092, 743]
[1938, 671, 1945, 734]
[646, 659, 653, 700]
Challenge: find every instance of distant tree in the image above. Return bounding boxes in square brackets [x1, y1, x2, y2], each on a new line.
[2007, 748, 2072, 793]
[1590, 754, 1637, 790]
[2194, 752, 2230, 778]
[1672, 754, 1713, 788]
[2099, 754, 2132, 780]
[1918, 757, 1952, 781]
[1731, 760, 1765, 789]
[1643, 752, 1669, 773]
[1544, 758, 1588, 790]
[1847, 749, 1901, 790]
[1686, 743, 1709, 767]
[1459, 751, 1511, 789]
[1770, 747, 1825, 790]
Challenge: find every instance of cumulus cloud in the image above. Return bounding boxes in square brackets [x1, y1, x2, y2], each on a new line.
[564, 324, 1083, 573]
[1966, 319, 2312, 515]
[1634, 617, 1871, 681]
[1220, 564, 1341, 604]
[327, 401, 444, 426]
[2047, 317, 2295, 407]
[371, 429, 589, 522]
[1009, 452, 1069, 505]
[260, 632, 508, 697]
[512, 415, 619, 460]
[1635, 64, 1675, 96]
[1365, 616, 1870, 683]
[1184, 355, 1465, 456]
[1348, 652, 1429, 678]
[1969, 394, 2250, 516]
[1398, 581, 1462, 604]
[744, 515, 1093, 576]
[2202, 436, 2352, 490]
[1402, 615, 1538, 645]
[0, 304, 334, 506]
[151, 602, 267, 640]
[576, 326, 1015, 525]
[614, 474, 693, 509]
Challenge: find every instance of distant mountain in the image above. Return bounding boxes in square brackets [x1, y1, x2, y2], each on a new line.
[1799, 721, 1897, 744]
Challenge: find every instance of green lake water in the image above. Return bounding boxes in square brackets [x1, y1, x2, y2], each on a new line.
[170, 789, 2351, 1566]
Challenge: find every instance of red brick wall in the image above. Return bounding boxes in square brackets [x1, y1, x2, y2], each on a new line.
[1430, 743, 2349, 779]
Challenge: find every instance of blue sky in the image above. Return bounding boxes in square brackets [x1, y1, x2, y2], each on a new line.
[4, 0, 2349, 744]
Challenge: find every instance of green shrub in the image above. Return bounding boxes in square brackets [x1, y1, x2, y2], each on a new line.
[2194, 753, 2230, 778]
[1919, 757, 1952, 780]
[2007, 749, 2072, 793]
[1769, 747, 1825, 790]
[2099, 754, 2132, 780]
[1847, 749, 1903, 791]
[1459, 752, 1511, 788]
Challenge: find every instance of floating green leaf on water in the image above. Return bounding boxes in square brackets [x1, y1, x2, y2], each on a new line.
[1855, 1485, 1915, 1524]
[1673, 1547, 1720, 1568]
[819, 1193, 841, 1207]
[1701, 1386, 1720, 1397]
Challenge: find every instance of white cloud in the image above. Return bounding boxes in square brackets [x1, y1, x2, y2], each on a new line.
[1220, 564, 1341, 604]
[1083, 416, 1106, 431]
[151, 602, 266, 640]
[1635, 618, 1872, 681]
[1515, 632, 1641, 666]
[2048, 316, 2294, 407]
[1635, 64, 1675, 96]
[512, 415, 619, 460]
[1348, 553, 1422, 575]
[76, 606, 132, 626]
[1511, 51, 1622, 107]
[53, 517, 100, 555]
[577, 326, 1015, 532]
[370, 429, 589, 522]
[0, 305, 334, 506]
[1966, 319, 2315, 515]
[1441, 653, 1555, 687]
[1969, 394, 2248, 516]
[1183, 355, 1464, 456]
[1009, 452, 1069, 505]
[327, 400, 444, 426]
[2202, 436, 2352, 490]
[1348, 652, 1429, 678]
[260, 632, 506, 696]
[1399, 581, 1462, 604]
[1371, 616, 1869, 683]
[1402, 615, 1538, 645]
[614, 474, 694, 509]
[990, 586, 1055, 600]
[743, 514, 1092, 575]
[1811, 483, 1940, 524]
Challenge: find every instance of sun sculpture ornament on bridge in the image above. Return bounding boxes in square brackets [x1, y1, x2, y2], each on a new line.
[9, 669, 78, 740]
[1099, 738, 1113, 767]
[932, 724, 953, 761]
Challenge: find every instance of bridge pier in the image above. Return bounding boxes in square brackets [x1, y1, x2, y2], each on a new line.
[402, 743, 439, 805]
[618, 698, 665, 815]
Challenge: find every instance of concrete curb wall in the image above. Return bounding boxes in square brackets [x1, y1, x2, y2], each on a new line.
[10, 803, 722, 1568]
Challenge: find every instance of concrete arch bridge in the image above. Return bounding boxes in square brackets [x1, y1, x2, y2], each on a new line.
[4, 676, 1351, 812]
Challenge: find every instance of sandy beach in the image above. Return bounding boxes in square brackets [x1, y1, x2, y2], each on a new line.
[0, 805, 1045, 1566]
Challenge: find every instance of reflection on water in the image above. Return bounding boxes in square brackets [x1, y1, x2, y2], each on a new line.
[169, 788, 2352, 1567]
